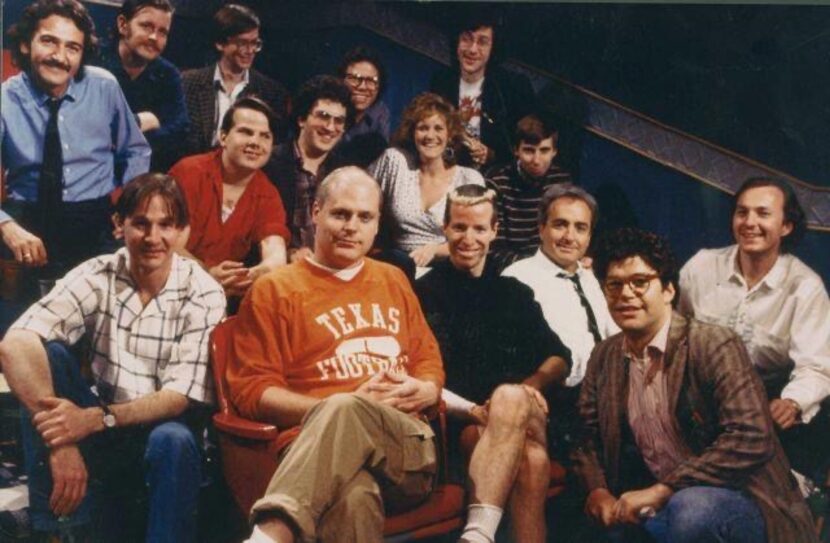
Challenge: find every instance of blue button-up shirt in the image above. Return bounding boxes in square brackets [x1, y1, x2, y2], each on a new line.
[0, 66, 151, 223]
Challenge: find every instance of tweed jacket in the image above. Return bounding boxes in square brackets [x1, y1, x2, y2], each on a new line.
[572, 312, 816, 543]
[181, 65, 289, 157]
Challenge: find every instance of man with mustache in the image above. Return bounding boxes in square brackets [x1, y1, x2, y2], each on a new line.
[678, 177, 830, 488]
[100, 0, 189, 171]
[0, 0, 150, 310]
[0, 173, 225, 541]
[265, 75, 354, 263]
[182, 4, 289, 157]
[416, 184, 571, 543]
[169, 97, 289, 303]
[574, 227, 815, 543]
[430, 13, 536, 169]
[227, 167, 444, 543]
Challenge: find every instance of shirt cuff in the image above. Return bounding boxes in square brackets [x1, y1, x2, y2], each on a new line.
[442, 388, 476, 418]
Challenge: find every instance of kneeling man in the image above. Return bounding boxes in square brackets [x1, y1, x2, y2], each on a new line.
[416, 185, 571, 543]
[574, 227, 815, 543]
[0, 173, 226, 541]
[227, 167, 444, 543]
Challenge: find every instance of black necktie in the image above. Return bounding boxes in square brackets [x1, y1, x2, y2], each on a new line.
[558, 272, 603, 345]
[38, 98, 64, 238]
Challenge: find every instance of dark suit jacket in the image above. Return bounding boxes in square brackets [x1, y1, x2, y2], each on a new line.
[572, 313, 816, 543]
[430, 65, 536, 166]
[181, 65, 289, 157]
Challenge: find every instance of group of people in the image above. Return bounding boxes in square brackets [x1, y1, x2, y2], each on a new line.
[0, 1, 828, 543]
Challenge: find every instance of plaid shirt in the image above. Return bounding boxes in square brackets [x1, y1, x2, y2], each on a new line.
[11, 248, 226, 404]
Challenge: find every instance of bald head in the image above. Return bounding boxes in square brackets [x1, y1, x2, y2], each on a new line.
[312, 166, 382, 269]
[315, 166, 382, 212]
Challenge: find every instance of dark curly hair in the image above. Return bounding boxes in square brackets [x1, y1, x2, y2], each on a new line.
[593, 227, 679, 304]
[733, 177, 806, 253]
[7, 0, 98, 80]
[337, 45, 386, 98]
[293, 75, 355, 131]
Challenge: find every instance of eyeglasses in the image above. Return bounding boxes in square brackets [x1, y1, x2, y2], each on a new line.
[311, 110, 347, 128]
[228, 38, 263, 52]
[459, 33, 493, 49]
[344, 73, 380, 90]
[603, 274, 660, 297]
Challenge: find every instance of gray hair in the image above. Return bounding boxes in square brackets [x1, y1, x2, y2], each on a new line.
[538, 183, 598, 229]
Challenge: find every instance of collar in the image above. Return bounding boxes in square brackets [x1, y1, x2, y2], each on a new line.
[305, 255, 365, 281]
[623, 313, 672, 361]
[534, 247, 585, 278]
[23, 70, 78, 107]
[726, 244, 786, 290]
[213, 63, 249, 90]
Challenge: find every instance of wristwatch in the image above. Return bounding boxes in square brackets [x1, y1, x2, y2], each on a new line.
[99, 401, 117, 430]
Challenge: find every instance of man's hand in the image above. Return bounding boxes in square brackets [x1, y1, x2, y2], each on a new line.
[33, 397, 100, 447]
[354, 371, 391, 403]
[585, 488, 618, 527]
[0, 221, 47, 266]
[770, 398, 801, 430]
[137, 111, 161, 132]
[366, 372, 440, 413]
[289, 247, 313, 264]
[209, 260, 252, 296]
[469, 403, 489, 426]
[613, 483, 673, 525]
[409, 243, 439, 268]
[49, 445, 88, 517]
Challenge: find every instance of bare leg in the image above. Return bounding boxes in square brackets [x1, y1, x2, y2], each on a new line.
[467, 385, 534, 507]
[508, 439, 551, 543]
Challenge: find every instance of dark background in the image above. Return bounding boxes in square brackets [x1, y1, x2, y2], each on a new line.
[3, 0, 828, 281]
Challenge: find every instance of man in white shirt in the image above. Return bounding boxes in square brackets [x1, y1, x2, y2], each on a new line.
[679, 177, 830, 482]
[503, 184, 617, 388]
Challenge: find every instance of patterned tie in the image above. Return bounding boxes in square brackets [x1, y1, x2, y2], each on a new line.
[558, 272, 603, 345]
[38, 98, 64, 239]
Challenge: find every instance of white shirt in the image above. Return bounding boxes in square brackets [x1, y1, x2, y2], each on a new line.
[503, 249, 619, 387]
[12, 249, 226, 404]
[458, 77, 484, 138]
[679, 245, 830, 422]
[212, 64, 249, 146]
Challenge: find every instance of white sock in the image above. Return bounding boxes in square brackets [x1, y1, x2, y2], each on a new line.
[459, 503, 503, 543]
[243, 525, 280, 543]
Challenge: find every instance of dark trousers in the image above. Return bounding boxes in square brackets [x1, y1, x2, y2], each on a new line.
[21, 342, 203, 542]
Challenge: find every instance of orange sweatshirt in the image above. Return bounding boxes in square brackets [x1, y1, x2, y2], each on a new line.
[227, 258, 445, 420]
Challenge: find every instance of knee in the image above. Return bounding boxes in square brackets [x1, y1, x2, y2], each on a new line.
[664, 487, 728, 541]
[488, 385, 533, 428]
[145, 422, 199, 465]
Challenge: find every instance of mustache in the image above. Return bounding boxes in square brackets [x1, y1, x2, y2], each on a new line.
[41, 58, 71, 72]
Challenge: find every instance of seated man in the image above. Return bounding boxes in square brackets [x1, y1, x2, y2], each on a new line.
[486, 113, 573, 268]
[415, 185, 571, 543]
[503, 184, 618, 459]
[226, 167, 444, 543]
[574, 227, 815, 543]
[0, 173, 226, 541]
[679, 177, 830, 483]
[265, 75, 354, 262]
[170, 96, 289, 300]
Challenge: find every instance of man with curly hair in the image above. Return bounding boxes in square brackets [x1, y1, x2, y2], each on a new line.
[574, 227, 815, 543]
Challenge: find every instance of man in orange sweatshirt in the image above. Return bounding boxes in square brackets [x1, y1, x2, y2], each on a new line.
[227, 166, 445, 543]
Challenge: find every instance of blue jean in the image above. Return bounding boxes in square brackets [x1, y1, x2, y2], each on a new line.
[608, 486, 766, 543]
[20, 342, 203, 542]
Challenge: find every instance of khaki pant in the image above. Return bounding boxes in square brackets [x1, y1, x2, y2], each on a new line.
[250, 393, 437, 543]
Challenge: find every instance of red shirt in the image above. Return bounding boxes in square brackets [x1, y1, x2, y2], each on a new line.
[170, 150, 290, 268]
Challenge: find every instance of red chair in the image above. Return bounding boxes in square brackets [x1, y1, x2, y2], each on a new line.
[210, 317, 466, 541]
